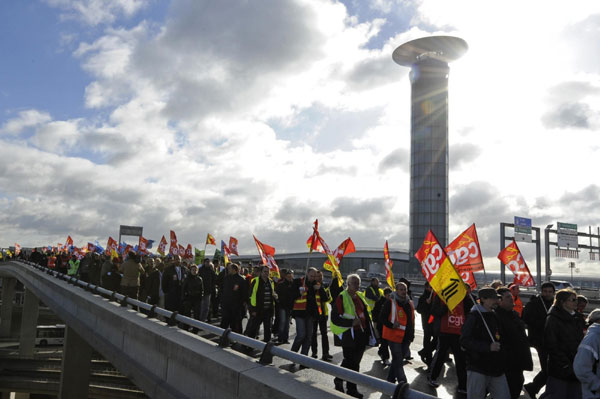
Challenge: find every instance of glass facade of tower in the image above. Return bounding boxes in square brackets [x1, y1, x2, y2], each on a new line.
[408, 58, 450, 273]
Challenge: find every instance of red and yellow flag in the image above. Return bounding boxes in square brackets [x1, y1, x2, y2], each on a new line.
[170, 230, 178, 247]
[206, 233, 216, 246]
[323, 237, 354, 285]
[446, 224, 483, 290]
[253, 235, 280, 278]
[415, 230, 467, 311]
[138, 236, 149, 254]
[65, 236, 73, 247]
[306, 219, 323, 252]
[384, 240, 395, 289]
[107, 237, 118, 253]
[157, 235, 167, 255]
[498, 240, 535, 287]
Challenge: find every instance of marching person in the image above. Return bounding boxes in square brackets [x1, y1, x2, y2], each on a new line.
[380, 281, 414, 386]
[573, 309, 600, 399]
[220, 263, 248, 334]
[311, 270, 332, 360]
[330, 274, 375, 398]
[181, 264, 204, 323]
[246, 265, 277, 342]
[460, 286, 510, 399]
[522, 281, 556, 398]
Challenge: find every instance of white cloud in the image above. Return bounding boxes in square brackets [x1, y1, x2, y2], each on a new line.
[45, 0, 147, 26]
[0, 110, 52, 135]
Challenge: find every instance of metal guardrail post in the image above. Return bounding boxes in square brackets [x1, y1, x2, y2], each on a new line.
[258, 342, 274, 365]
[219, 328, 232, 347]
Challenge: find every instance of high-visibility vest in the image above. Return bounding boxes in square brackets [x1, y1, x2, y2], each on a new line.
[382, 298, 413, 343]
[330, 290, 368, 336]
[322, 287, 332, 316]
[364, 286, 383, 312]
[67, 259, 80, 276]
[292, 278, 322, 315]
[250, 277, 275, 308]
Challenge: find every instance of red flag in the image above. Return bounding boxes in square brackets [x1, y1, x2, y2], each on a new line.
[178, 244, 185, 257]
[169, 244, 178, 256]
[446, 224, 483, 290]
[415, 230, 467, 311]
[138, 236, 149, 254]
[170, 230, 178, 247]
[72, 247, 85, 260]
[157, 235, 167, 255]
[57, 243, 63, 252]
[384, 240, 395, 289]
[123, 245, 133, 255]
[66, 236, 73, 247]
[185, 244, 193, 259]
[253, 235, 280, 278]
[229, 236, 239, 256]
[107, 237, 118, 253]
[324, 237, 355, 269]
[15, 243, 21, 256]
[306, 219, 323, 252]
[87, 242, 96, 253]
[498, 240, 535, 287]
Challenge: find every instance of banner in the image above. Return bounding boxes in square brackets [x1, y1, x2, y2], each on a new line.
[157, 235, 167, 255]
[253, 235, 280, 278]
[384, 240, 395, 289]
[229, 236, 239, 256]
[446, 224, 483, 289]
[206, 233, 216, 246]
[194, 248, 205, 265]
[497, 240, 535, 287]
[415, 230, 467, 311]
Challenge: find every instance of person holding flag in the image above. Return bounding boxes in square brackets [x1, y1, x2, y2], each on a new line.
[460, 287, 510, 399]
[246, 265, 278, 343]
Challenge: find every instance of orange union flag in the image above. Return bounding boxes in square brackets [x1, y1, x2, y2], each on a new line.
[384, 240, 395, 289]
[415, 230, 467, 311]
[445, 224, 484, 290]
[497, 240, 535, 287]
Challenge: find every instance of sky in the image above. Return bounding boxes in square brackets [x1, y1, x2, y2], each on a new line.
[1, 0, 599, 276]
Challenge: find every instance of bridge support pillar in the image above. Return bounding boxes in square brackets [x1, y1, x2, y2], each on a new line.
[0, 277, 17, 338]
[19, 288, 39, 358]
[59, 326, 92, 399]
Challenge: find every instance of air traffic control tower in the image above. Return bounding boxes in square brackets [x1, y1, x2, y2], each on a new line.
[393, 36, 467, 273]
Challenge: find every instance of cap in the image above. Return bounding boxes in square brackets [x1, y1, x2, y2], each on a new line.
[587, 309, 600, 324]
[478, 287, 501, 300]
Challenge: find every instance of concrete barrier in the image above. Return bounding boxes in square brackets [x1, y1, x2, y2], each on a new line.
[0, 262, 346, 399]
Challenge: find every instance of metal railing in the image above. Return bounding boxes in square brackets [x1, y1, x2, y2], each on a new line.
[14, 260, 438, 399]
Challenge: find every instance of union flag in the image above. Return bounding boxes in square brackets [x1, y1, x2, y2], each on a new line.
[138, 236, 149, 254]
[107, 237, 118, 253]
[384, 240, 395, 289]
[157, 235, 167, 255]
[306, 219, 323, 252]
[445, 224, 483, 290]
[229, 237, 239, 256]
[170, 230, 178, 247]
[498, 240, 535, 287]
[185, 244, 193, 259]
[415, 230, 467, 311]
[323, 237, 354, 285]
[253, 235, 280, 279]
[206, 233, 216, 246]
[65, 236, 73, 247]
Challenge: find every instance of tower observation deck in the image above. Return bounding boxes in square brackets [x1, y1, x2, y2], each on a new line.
[393, 36, 468, 273]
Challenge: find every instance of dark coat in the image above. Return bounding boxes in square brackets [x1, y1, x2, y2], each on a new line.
[182, 274, 204, 301]
[543, 305, 585, 381]
[460, 304, 507, 377]
[145, 269, 161, 305]
[495, 306, 533, 372]
[198, 265, 216, 297]
[416, 290, 433, 329]
[291, 277, 328, 319]
[162, 265, 186, 311]
[275, 279, 295, 310]
[221, 273, 248, 310]
[522, 294, 552, 348]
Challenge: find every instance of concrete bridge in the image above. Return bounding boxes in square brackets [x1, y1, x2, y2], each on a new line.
[0, 260, 434, 399]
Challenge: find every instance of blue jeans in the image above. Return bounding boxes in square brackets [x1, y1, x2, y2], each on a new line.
[387, 341, 409, 383]
[291, 316, 314, 355]
[277, 308, 291, 342]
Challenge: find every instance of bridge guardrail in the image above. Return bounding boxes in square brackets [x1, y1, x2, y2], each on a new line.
[15, 260, 437, 399]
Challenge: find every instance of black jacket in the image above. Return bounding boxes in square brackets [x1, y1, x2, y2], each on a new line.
[275, 279, 295, 310]
[198, 265, 216, 297]
[221, 273, 248, 309]
[182, 274, 204, 301]
[460, 304, 506, 377]
[291, 277, 328, 318]
[543, 305, 585, 381]
[522, 294, 552, 348]
[145, 269, 161, 305]
[495, 306, 533, 372]
[416, 291, 433, 329]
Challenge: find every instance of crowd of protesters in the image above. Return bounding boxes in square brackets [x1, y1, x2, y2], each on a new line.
[9, 249, 600, 399]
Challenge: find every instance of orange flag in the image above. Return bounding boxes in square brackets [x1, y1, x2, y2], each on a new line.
[157, 235, 167, 255]
[253, 235, 280, 278]
[445, 224, 483, 290]
[498, 240, 535, 287]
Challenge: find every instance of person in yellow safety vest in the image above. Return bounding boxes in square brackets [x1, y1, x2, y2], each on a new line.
[380, 281, 414, 385]
[509, 283, 523, 317]
[67, 256, 80, 277]
[290, 267, 328, 362]
[364, 278, 384, 314]
[310, 270, 332, 360]
[331, 274, 376, 398]
[246, 266, 278, 342]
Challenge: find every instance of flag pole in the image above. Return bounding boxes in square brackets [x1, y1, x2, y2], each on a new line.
[305, 250, 312, 275]
[468, 292, 495, 342]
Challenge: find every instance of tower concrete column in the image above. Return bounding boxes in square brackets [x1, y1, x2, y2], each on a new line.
[1, 278, 17, 338]
[19, 288, 39, 358]
[59, 326, 92, 399]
